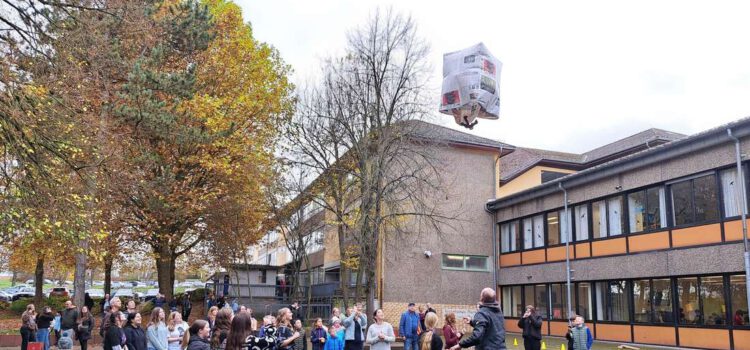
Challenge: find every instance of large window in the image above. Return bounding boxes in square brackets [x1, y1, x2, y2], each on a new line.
[577, 282, 593, 320]
[441, 254, 489, 271]
[550, 283, 573, 320]
[547, 210, 572, 246]
[677, 277, 699, 324]
[671, 174, 719, 226]
[592, 197, 624, 238]
[632, 278, 673, 323]
[596, 280, 630, 322]
[522, 215, 545, 249]
[720, 168, 748, 218]
[633, 279, 651, 323]
[501, 286, 524, 318]
[628, 187, 667, 233]
[524, 285, 549, 319]
[575, 205, 589, 241]
[500, 221, 521, 253]
[701, 276, 726, 325]
[730, 275, 748, 326]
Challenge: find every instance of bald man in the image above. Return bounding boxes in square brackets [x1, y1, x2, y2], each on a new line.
[450, 288, 506, 350]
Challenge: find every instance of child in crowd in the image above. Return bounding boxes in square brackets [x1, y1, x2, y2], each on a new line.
[323, 324, 343, 350]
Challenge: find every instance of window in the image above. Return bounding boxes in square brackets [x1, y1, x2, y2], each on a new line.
[721, 168, 748, 218]
[677, 277, 699, 325]
[577, 282, 593, 320]
[550, 283, 573, 320]
[652, 279, 673, 324]
[525, 285, 549, 319]
[671, 174, 719, 226]
[628, 187, 667, 233]
[522, 215, 545, 249]
[633, 279, 650, 323]
[730, 274, 748, 326]
[595, 280, 630, 322]
[502, 286, 524, 317]
[441, 254, 488, 271]
[547, 212, 560, 246]
[592, 197, 624, 238]
[701, 276, 726, 325]
[575, 205, 589, 241]
[500, 221, 520, 253]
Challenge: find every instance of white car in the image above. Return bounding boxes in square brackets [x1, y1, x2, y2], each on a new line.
[86, 289, 105, 298]
[12, 287, 35, 301]
[114, 289, 135, 299]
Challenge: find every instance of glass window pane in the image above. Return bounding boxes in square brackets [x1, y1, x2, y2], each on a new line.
[442, 255, 464, 269]
[672, 181, 694, 226]
[721, 168, 741, 217]
[730, 275, 748, 326]
[608, 197, 624, 236]
[694, 175, 719, 223]
[547, 212, 560, 246]
[628, 191, 646, 233]
[678, 277, 699, 324]
[466, 256, 488, 270]
[646, 187, 667, 229]
[701, 276, 726, 325]
[633, 279, 650, 323]
[523, 218, 533, 249]
[575, 205, 589, 241]
[502, 287, 512, 317]
[652, 279, 673, 323]
[512, 286, 523, 318]
[592, 201, 606, 238]
[595, 282, 607, 321]
[535, 285, 548, 319]
[560, 209, 572, 244]
[577, 282, 592, 320]
[533, 215, 545, 248]
[551, 284, 564, 320]
[609, 280, 630, 322]
[510, 221, 520, 252]
[500, 223, 510, 253]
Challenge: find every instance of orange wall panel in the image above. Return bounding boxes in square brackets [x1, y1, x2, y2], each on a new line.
[575, 243, 590, 259]
[734, 329, 750, 350]
[724, 219, 750, 242]
[678, 328, 729, 350]
[549, 321, 569, 337]
[633, 325, 676, 347]
[522, 249, 545, 265]
[591, 238, 627, 257]
[628, 231, 670, 253]
[546, 246, 574, 262]
[595, 323, 631, 343]
[500, 253, 521, 267]
[672, 223, 722, 248]
[504, 319, 521, 333]
[541, 321, 549, 335]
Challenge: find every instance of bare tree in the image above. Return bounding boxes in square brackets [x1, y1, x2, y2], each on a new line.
[292, 8, 458, 316]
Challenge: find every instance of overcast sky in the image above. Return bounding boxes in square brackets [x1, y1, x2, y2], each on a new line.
[237, 0, 750, 153]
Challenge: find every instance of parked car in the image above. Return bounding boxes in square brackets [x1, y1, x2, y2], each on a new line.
[143, 289, 159, 302]
[3, 285, 29, 295]
[49, 287, 70, 298]
[0, 291, 12, 302]
[86, 289, 105, 298]
[114, 289, 136, 300]
[12, 287, 35, 301]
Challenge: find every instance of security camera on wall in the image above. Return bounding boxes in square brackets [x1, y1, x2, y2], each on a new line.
[424, 250, 432, 258]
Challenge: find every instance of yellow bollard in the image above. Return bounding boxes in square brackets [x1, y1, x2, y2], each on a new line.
[541, 341, 547, 350]
[560, 344, 566, 350]
[513, 338, 518, 346]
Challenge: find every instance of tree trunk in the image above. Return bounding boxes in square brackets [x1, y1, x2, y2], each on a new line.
[337, 224, 350, 309]
[104, 258, 113, 296]
[74, 237, 87, 308]
[11, 270, 16, 286]
[34, 258, 44, 306]
[155, 246, 175, 300]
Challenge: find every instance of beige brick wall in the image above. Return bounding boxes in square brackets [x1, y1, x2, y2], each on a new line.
[382, 301, 478, 333]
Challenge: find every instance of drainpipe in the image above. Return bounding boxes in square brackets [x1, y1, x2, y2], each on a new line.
[489, 150, 503, 290]
[727, 128, 750, 317]
[558, 182, 573, 323]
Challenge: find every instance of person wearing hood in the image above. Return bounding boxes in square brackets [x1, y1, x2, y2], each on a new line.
[448, 288, 506, 350]
[185, 320, 211, 350]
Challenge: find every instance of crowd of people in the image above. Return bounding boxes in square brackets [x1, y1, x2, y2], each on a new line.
[19, 287, 594, 350]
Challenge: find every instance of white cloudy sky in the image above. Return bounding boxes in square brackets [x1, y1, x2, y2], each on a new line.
[237, 0, 750, 153]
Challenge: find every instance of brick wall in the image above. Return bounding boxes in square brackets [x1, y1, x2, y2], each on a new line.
[382, 301, 478, 335]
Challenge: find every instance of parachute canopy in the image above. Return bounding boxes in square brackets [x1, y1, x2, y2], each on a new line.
[439, 42, 502, 129]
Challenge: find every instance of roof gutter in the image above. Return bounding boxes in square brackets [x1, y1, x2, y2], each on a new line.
[486, 119, 750, 212]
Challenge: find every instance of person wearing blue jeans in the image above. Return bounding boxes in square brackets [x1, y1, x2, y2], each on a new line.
[398, 303, 420, 350]
[36, 307, 55, 350]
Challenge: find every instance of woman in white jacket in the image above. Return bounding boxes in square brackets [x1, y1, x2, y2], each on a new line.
[366, 309, 395, 350]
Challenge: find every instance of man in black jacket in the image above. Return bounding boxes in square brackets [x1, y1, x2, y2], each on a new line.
[449, 288, 506, 350]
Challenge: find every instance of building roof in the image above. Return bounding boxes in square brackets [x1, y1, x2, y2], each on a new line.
[408, 120, 515, 151]
[499, 128, 686, 183]
[488, 117, 750, 211]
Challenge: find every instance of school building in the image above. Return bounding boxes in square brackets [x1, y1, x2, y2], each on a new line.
[488, 118, 750, 350]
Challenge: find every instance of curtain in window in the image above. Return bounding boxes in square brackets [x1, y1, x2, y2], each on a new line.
[510, 222, 518, 251]
[608, 197, 623, 236]
[658, 187, 667, 227]
[594, 201, 607, 238]
[533, 215, 545, 248]
[500, 224, 510, 253]
[721, 168, 743, 217]
[560, 209, 572, 243]
[523, 218, 533, 249]
[575, 205, 589, 241]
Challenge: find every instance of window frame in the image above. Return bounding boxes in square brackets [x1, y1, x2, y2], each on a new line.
[440, 254, 490, 272]
[669, 173, 721, 228]
[627, 186, 667, 234]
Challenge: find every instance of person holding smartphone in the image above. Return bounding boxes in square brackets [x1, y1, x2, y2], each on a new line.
[517, 305, 542, 350]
